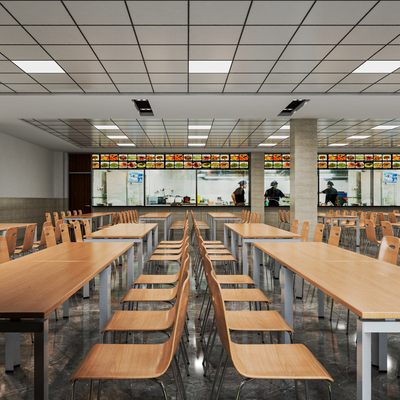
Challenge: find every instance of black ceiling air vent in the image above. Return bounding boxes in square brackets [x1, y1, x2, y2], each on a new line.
[278, 99, 309, 116]
[133, 99, 154, 116]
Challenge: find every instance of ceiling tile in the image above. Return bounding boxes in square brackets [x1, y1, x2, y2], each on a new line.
[280, 45, 334, 60]
[64, 1, 131, 25]
[152, 83, 187, 92]
[303, 1, 376, 25]
[234, 45, 285, 60]
[363, 84, 399, 93]
[360, 1, 400, 25]
[0, 60, 26, 72]
[0, 84, 14, 92]
[227, 74, 266, 84]
[224, 84, 260, 93]
[25, 26, 86, 45]
[376, 74, 400, 84]
[150, 74, 187, 84]
[80, 26, 137, 45]
[325, 45, 383, 61]
[340, 26, 400, 45]
[339, 73, 387, 84]
[146, 60, 187, 73]
[265, 73, 307, 84]
[291, 26, 352, 45]
[141, 45, 187, 60]
[6, 83, 48, 92]
[0, 45, 51, 60]
[0, 26, 36, 44]
[272, 60, 319, 73]
[189, 84, 224, 92]
[0, 6, 19, 25]
[58, 60, 105, 73]
[259, 83, 297, 92]
[241, 26, 298, 45]
[293, 83, 333, 92]
[44, 45, 97, 60]
[69, 74, 113, 84]
[189, 45, 236, 60]
[189, 74, 227, 84]
[110, 73, 150, 84]
[312, 60, 363, 73]
[79, 83, 118, 92]
[190, 26, 242, 45]
[43, 83, 83, 93]
[190, 1, 250, 25]
[135, 26, 187, 45]
[127, 1, 187, 25]
[0, 73, 35, 84]
[328, 83, 371, 93]
[101, 60, 146, 73]
[247, 1, 313, 24]
[371, 45, 400, 61]
[92, 45, 142, 60]
[30, 73, 75, 84]
[230, 60, 274, 73]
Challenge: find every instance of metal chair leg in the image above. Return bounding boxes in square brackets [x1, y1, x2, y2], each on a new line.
[97, 379, 101, 400]
[305, 380, 309, 400]
[235, 378, 253, 400]
[151, 378, 169, 400]
[89, 380, 94, 400]
[327, 380, 333, 400]
[210, 347, 224, 400]
[71, 381, 76, 400]
[174, 355, 188, 400]
[215, 354, 229, 400]
[171, 359, 184, 400]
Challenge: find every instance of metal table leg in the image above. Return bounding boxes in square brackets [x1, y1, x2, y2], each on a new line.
[318, 289, 325, 318]
[281, 267, 294, 344]
[252, 246, 262, 287]
[99, 265, 111, 344]
[126, 245, 134, 288]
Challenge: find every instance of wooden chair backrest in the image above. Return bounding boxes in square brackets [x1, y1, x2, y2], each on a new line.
[78, 210, 83, 215]
[73, 220, 83, 242]
[60, 224, 70, 243]
[83, 220, 91, 236]
[248, 212, 253, 224]
[313, 223, 324, 242]
[282, 210, 289, 224]
[278, 209, 283, 223]
[301, 221, 310, 242]
[364, 219, 378, 243]
[366, 211, 371, 220]
[377, 212, 385, 225]
[252, 213, 257, 223]
[291, 219, 299, 234]
[110, 212, 117, 226]
[388, 213, 397, 224]
[328, 209, 334, 214]
[378, 236, 400, 265]
[60, 211, 66, 220]
[72, 210, 78, 216]
[0, 236, 10, 263]
[393, 209, 399, 214]
[381, 221, 394, 237]
[343, 210, 349, 216]
[19, 224, 36, 253]
[241, 210, 245, 223]
[44, 226, 57, 248]
[54, 219, 63, 242]
[37, 221, 52, 247]
[67, 211, 72, 217]
[370, 212, 377, 225]
[53, 212, 60, 224]
[328, 226, 341, 247]
[45, 213, 52, 224]
[5, 227, 18, 257]
[256, 213, 261, 223]
[335, 210, 341, 215]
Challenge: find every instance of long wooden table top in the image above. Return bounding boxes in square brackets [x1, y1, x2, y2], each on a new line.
[0, 223, 37, 231]
[317, 213, 358, 219]
[85, 223, 158, 239]
[208, 212, 241, 218]
[225, 223, 301, 239]
[0, 242, 130, 319]
[65, 212, 113, 218]
[253, 241, 400, 319]
[139, 212, 172, 218]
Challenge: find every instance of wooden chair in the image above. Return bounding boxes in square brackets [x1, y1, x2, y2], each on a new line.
[5, 227, 18, 258]
[45, 212, 53, 225]
[364, 219, 381, 257]
[247, 212, 253, 223]
[393, 209, 400, 214]
[60, 223, 70, 243]
[54, 220, 63, 243]
[44, 226, 57, 248]
[70, 269, 190, 400]
[327, 226, 341, 247]
[282, 210, 290, 230]
[78, 210, 83, 215]
[73, 220, 83, 242]
[388, 213, 400, 235]
[291, 219, 299, 234]
[53, 212, 60, 224]
[313, 223, 325, 242]
[0, 236, 10, 263]
[300, 221, 310, 242]
[169, 211, 189, 240]
[83, 220, 91, 237]
[278, 210, 284, 229]
[207, 270, 333, 400]
[381, 221, 394, 237]
[14, 224, 36, 256]
[32, 221, 52, 250]
[256, 212, 261, 223]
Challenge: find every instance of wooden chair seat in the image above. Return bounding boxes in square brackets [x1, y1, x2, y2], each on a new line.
[148, 253, 183, 262]
[216, 274, 256, 286]
[208, 254, 237, 262]
[121, 287, 177, 304]
[204, 244, 226, 248]
[196, 222, 211, 230]
[221, 288, 270, 304]
[133, 272, 179, 287]
[204, 240, 223, 244]
[169, 222, 186, 229]
[206, 249, 232, 254]
[156, 243, 183, 249]
[226, 310, 292, 333]
[152, 248, 182, 255]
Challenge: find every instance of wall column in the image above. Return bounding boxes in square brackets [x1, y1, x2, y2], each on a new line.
[290, 119, 318, 240]
[250, 152, 265, 222]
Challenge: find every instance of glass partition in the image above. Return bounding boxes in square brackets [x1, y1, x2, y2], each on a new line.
[318, 169, 372, 206]
[264, 170, 290, 206]
[197, 170, 250, 206]
[92, 170, 144, 206]
[373, 170, 400, 206]
[145, 170, 196, 205]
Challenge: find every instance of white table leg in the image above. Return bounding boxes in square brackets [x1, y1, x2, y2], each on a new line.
[5, 332, 20, 372]
[281, 267, 294, 344]
[138, 239, 143, 275]
[99, 216, 104, 227]
[231, 231, 237, 264]
[99, 265, 111, 344]
[127, 245, 134, 288]
[357, 319, 371, 400]
[356, 218, 360, 248]
[164, 218, 167, 241]
[147, 231, 153, 259]
[243, 239, 248, 276]
[318, 289, 325, 318]
[154, 225, 159, 248]
[213, 218, 217, 241]
[34, 226, 38, 242]
[274, 259, 280, 279]
[224, 225, 228, 249]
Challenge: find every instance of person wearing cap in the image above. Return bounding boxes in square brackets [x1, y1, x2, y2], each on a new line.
[264, 180, 288, 206]
[320, 181, 338, 206]
[232, 180, 247, 206]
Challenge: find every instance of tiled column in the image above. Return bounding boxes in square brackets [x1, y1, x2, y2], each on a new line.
[290, 119, 318, 241]
[250, 152, 265, 222]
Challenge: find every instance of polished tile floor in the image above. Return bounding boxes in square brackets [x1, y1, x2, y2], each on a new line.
[1, 235, 400, 399]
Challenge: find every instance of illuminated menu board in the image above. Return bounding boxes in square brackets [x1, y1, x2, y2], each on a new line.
[317, 154, 399, 169]
[264, 154, 290, 169]
[92, 154, 249, 169]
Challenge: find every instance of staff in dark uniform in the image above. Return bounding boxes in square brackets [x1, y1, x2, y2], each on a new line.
[320, 181, 338, 206]
[264, 180, 288, 206]
[232, 180, 247, 206]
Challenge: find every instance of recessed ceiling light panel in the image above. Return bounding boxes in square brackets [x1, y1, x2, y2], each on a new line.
[188, 136, 208, 139]
[95, 125, 119, 130]
[107, 135, 127, 139]
[12, 60, 65, 73]
[347, 135, 370, 139]
[117, 143, 136, 146]
[329, 143, 348, 147]
[189, 61, 232, 74]
[353, 61, 400, 74]
[268, 135, 289, 139]
[188, 143, 206, 146]
[258, 143, 277, 147]
[372, 125, 399, 130]
[188, 125, 211, 130]
[280, 126, 290, 130]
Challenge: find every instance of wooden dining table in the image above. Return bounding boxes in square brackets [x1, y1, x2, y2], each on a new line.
[206, 212, 242, 241]
[224, 223, 302, 276]
[0, 222, 38, 241]
[139, 212, 172, 241]
[63, 211, 114, 230]
[0, 241, 131, 400]
[84, 223, 158, 276]
[253, 241, 400, 400]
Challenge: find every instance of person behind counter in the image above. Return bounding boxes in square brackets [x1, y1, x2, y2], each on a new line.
[320, 180, 338, 206]
[232, 180, 247, 206]
[264, 180, 289, 206]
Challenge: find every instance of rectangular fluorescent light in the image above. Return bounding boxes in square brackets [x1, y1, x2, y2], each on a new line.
[188, 136, 208, 139]
[188, 143, 206, 146]
[347, 135, 370, 139]
[268, 136, 289, 139]
[258, 143, 277, 147]
[117, 143, 135, 146]
[107, 135, 128, 139]
[280, 126, 290, 129]
[329, 143, 348, 147]
[372, 125, 399, 130]
[12, 60, 65, 73]
[189, 61, 232, 73]
[353, 61, 400, 74]
[188, 125, 211, 130]
[95, 125, 119, 130]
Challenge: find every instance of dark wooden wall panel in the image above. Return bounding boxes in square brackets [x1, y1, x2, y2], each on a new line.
[69, 154, 91, 173]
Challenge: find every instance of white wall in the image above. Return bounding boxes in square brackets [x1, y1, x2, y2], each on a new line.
[0, 131, 65, 198]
